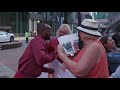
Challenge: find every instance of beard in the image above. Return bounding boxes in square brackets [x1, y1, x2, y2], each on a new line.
[45, 36, 51, 40]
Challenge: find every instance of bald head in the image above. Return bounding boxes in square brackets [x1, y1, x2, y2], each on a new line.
[37, 23, 52, 40]
[37, 23, 51, 35]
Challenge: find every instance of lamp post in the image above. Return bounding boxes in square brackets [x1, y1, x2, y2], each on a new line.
[77, 12, 83, 49]
[63, 12, 68, 24]
[45, 12, 47, 23]
[78, 12, 81, 26]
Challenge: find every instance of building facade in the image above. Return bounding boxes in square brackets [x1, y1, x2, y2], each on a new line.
[92, 12, 120, 33]
[107, 12, 120, 33]
[0, 12, 92, 37]
[0, 12, 28, 37]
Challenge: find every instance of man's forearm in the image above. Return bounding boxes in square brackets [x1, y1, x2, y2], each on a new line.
[43, 51, 58, 64]
[42, 67, 54, 74]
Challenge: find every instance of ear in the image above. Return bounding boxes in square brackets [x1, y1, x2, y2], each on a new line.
[79, 32, 82, 37]
[104, 44, 108, 47]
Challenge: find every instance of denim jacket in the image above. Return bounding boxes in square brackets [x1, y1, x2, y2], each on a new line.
[109, 65, 120, 78]
[107, 52, 120, 74]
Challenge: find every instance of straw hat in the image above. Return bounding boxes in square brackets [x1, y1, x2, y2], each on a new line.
[76, 19, 102, 37]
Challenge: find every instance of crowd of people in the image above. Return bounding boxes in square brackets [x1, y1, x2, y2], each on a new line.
[14, 19, 120, 78]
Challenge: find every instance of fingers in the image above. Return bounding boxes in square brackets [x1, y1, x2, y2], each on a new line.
[57, 44, 63, 54]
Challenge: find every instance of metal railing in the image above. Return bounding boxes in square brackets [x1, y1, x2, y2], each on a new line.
[47, 12, 59, 24]
[47, 12, 60, 35]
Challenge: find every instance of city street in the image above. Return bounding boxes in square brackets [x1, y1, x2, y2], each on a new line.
[0, 37, 49, 78]
[0, 12, 120, 78]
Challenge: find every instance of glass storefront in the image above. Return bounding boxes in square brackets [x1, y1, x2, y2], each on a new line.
[0, 12, 28, 36]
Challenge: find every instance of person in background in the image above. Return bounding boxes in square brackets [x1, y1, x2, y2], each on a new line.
[100, 36, 120, 75]
[49, 24, 72, 50]
[112, 32, 120, 48]
[48, 24, 73, 61]
[57, 19, 109, 78]
[100, 36, 120, 53]
[25, 31, 29, 43]
[48, 24, 73, 78]
[14, 23, 57, 78]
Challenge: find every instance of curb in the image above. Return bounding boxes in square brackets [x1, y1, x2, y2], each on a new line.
[0, 41, 22, 50]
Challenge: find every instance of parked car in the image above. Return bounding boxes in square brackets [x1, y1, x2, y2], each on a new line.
[0, 31, 15, 42]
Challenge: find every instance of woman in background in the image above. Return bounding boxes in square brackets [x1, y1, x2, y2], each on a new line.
[100, 36, 120, 75]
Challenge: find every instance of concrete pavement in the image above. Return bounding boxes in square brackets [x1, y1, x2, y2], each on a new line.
[0, 63, 15, 78]
[0, 36, 51, 78]
[0, 37, 33, 78]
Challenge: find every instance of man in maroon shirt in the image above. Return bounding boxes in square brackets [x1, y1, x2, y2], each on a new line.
[14, 23, 57, 78]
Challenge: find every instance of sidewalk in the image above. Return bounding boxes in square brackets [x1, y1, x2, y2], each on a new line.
[0, 36, 51, 78]
[15, 37, 34, 41]
[0, 63, 16, 78]
[0, 37, 34, 78]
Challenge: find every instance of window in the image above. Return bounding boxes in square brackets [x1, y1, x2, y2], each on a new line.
[75, 12, 78, 19]
[50, 12, 54, 16]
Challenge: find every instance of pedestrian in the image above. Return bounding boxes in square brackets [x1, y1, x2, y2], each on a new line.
[112, 32, 120, 48]
[57, 19, 109, 78]
[25, 31, 29, 43]
[14, 23, 57, 78]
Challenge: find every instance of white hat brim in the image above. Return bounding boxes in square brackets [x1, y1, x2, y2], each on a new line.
[76, 26, 102, 37]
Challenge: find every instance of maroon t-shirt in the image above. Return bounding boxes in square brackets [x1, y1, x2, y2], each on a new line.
[16, 36, 56, 77]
